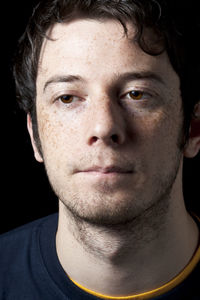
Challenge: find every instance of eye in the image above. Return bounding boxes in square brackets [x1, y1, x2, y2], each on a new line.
[128, 90, 144, 100]
[58, 95, 76, 104]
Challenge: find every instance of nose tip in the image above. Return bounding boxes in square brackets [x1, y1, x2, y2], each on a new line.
[86, 103, 126, 146]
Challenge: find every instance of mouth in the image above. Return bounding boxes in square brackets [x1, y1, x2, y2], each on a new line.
[79, 166, 133, 174]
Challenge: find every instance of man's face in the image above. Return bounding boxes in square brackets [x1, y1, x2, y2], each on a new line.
[34, 19, 184, 225]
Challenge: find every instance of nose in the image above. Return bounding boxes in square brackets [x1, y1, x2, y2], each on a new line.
[86, 97, 127, 146]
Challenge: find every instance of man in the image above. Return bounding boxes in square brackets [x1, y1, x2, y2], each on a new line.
[0, 0, 200, 299]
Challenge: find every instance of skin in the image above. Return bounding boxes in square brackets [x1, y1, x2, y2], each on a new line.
[28, 19, 200, 296]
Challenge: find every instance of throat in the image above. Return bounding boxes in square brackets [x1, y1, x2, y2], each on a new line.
[59, 200, 169, 263]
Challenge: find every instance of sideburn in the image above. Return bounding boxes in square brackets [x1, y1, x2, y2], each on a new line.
[31, 109, 44, 160]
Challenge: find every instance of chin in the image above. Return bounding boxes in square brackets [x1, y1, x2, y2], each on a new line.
[61, 194, 151, 227]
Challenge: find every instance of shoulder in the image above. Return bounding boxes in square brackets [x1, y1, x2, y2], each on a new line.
[0, 213, 57, 242]
[0, 213, 58, 270]
[0, 214, 59, 298]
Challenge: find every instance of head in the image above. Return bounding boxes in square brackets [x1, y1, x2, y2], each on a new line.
[13, 0, 200, 225]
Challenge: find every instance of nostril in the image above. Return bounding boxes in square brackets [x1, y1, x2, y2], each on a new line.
[90, 134, 120, 145]
[91, 136, 98, 143]
[111, 134, 119, 143]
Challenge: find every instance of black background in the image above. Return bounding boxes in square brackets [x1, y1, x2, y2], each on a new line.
[1, 1, 200, 234]
[1, 1, 58, 233]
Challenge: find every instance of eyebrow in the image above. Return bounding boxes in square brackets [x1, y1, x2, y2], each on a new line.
[117, 71, 165, 86]
[43, 71, 165, 93]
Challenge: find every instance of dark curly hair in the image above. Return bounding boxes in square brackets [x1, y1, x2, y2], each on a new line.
[13, 0, 200, 154]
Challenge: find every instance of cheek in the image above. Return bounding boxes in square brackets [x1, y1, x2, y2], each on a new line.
[37, 107, 78, 160]
[134, 105, 183, 155]
[134, 110, 166, 140]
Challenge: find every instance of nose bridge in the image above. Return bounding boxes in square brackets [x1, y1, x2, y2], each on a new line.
[86, 92, 126, 145]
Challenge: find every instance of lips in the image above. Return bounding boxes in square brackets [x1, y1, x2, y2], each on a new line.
[80, 166, 133, 174]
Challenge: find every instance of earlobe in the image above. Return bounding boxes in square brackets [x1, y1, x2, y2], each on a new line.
[184, 102, 200, 158]
[27, 114, 43, 163]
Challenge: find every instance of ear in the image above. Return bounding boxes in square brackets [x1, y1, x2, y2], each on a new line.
[27, 114, 43, 163]
[184, 102, 200, 158]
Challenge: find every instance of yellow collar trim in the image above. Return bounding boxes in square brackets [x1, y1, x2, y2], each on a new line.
[69, 214, 200, 300]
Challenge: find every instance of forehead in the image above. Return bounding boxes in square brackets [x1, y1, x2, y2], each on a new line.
[37, 19, 179, 89]
[39, 19, 134, 62]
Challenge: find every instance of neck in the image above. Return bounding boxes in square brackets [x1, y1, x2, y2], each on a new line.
[56, 196, 199, 297]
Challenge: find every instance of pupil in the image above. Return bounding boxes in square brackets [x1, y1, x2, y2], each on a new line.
[62, 95, 72, 102]
[131, 91, 140, 97]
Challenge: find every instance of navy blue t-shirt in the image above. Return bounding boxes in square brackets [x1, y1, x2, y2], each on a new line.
[0, 214, 199, 299]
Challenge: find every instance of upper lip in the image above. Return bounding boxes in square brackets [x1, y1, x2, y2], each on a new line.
[80, 166, 133, 174]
